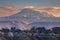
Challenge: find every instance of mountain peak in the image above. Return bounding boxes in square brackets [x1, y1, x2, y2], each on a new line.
[20, 8, 38, 13]
[24, 6, 34, 9]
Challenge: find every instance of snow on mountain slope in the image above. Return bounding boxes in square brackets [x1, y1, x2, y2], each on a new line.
[0, 21, 30, 30]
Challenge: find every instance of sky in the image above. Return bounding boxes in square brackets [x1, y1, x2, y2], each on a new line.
[0, 0, 60, 7]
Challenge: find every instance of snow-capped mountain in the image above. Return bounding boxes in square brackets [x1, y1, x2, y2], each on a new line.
[0, 8, 60, 22]
[0, 8, 60, 30]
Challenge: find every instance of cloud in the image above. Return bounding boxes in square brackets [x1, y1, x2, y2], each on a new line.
[0, 5, 20, 17]
[0, 5, 60, 17]
[47, 7, 60, 17]
[23, 6, 60, 17]
[37, 6, 60, 17]
[24, 6, 35, 9]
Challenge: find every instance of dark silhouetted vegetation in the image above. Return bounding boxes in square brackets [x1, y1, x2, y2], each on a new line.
[0, 27, 60, 40]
